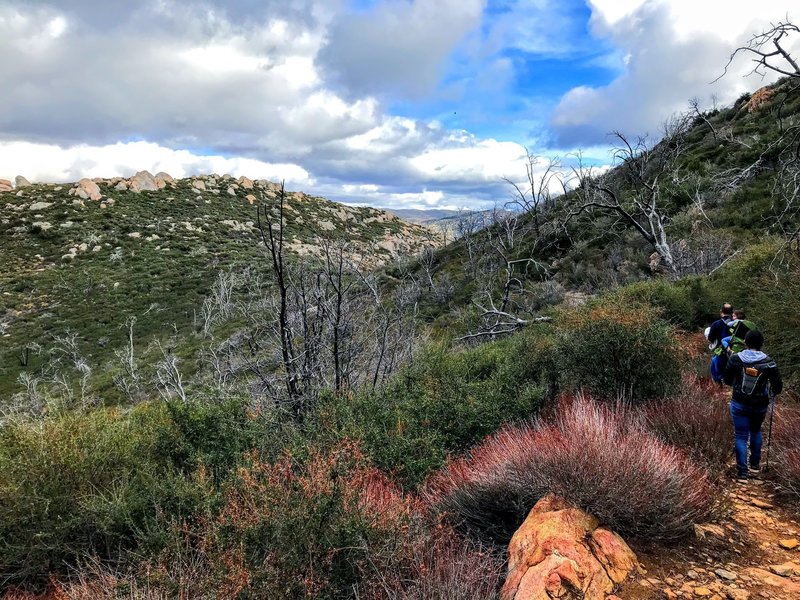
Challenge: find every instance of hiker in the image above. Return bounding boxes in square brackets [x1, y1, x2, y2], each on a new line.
[706, 303, 734, 383]
[723, 330, 783, 481]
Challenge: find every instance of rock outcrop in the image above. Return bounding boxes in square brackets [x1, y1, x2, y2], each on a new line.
[154, 172, 174, 187]
[237, 176, 254, 190]
[129, 170, 159, 192]
[501, 495, 638, 600]
[69, 178, 103, 201]
[0, 179, 12, 192]
[15, 175, 32, 188]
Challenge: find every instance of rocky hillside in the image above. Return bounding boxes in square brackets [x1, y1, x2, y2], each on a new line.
[0, 171, 437, 397]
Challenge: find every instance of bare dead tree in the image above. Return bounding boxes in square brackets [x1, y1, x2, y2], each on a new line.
[256, 181, 304, 413]
[565, 118, 693, 274]
[503, 152, 562, 237]
[113, 316, 142, 402]
[719, 20, 800, 80]
[688, 97, 719, 143]
[456, 157, 564, 341]
[154, 342, 187, 403]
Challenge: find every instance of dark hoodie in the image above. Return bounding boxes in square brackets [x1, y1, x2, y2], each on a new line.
[724, 349, 783, 408]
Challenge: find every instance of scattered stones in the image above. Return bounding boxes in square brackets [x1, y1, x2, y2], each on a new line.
[715, 569, 737, 581]
[245, 194, 256, 204]
[744, 567, 800, 594]
[15, 175, 31, 188]
[779, 538, 799, 550]
[192, 179, 206, 191]
[115, 180, 129, 191]
[750, 499, 773, 510]
[32, 221, 52, 231]
[29, 201, 53, 211]
[694, 587, 712, 597]
[227, 185, 236, 196]
[128, 232, 141, 239]
[768, 561, 800, 577]
[696, 524, 727, 539]
[221, 220, 254, 232]
[726, 590, 749, 600]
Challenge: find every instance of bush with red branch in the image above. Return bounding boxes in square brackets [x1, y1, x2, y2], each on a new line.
[426, 395, 720, 542]
[771, 399, 800, 500]
[642, 375, 733, 476]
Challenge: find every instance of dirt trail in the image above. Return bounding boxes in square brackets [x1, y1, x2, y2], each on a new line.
[619, 479, 800, 599]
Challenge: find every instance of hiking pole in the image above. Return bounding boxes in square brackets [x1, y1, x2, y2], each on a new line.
[765, 393, 777, 473]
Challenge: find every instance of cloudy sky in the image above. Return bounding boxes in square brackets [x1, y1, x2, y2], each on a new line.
[0, 0, 796, 209]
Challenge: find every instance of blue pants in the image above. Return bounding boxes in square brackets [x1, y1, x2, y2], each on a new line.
[710, 354, 726, 383]
[730, 401, 768, 477]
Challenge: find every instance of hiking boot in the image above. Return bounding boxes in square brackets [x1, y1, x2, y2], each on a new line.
[749, 466, 761, 477]
[735, 476, 748, 484]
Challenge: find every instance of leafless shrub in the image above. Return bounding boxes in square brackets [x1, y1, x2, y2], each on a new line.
[426, 395, 720, 542]
[771, 399, 800, 499]
[362, 527, 503, 600]
[642, 375, 733, 475]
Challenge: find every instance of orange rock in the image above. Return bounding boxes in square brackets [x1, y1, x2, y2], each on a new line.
[779, 538, 799, 550]
[589, 527, 638, 583]
[501, 494, 637, 600]
[744, 567, 800, 594]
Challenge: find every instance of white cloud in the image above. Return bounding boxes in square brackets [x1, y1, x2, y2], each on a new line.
[552, 0, 799, 145]
[320, 0, 486, 97]
[409, 139, 528, 182]
[4, 0, 793, 211]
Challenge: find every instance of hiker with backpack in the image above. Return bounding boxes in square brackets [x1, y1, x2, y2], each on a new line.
[723, 330, 783, 482]
[706, 303, 734, 383]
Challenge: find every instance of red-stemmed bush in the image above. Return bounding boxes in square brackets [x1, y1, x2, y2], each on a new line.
[771, 398, 800, 500]
[426, 395, 720, 542]
[642, 375, 733, 476]
[359, 524, 503, 600]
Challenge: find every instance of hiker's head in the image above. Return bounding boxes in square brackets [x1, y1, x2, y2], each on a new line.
[745, 330, 764, 351]
[733, 308, 746, 320]
[721, 303, 733, 318]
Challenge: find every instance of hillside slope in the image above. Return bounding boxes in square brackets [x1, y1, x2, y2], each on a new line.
[0, 173, 436, 397]
[411, 78, 800, 331]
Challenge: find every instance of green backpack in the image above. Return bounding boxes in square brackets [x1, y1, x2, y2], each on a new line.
[727, 319, 757, 355]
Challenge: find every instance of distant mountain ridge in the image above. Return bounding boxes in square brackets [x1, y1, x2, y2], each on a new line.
[0, 171, 437, 396]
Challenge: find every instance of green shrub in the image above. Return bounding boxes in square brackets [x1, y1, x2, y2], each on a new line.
[0, 403, 205, 586]
[609, 277, 715, 329]
[162, 397, 277, 481]
[310, 331, 557, 488]
[209, 441, 415, 599]
[556, 301, 681, 401]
